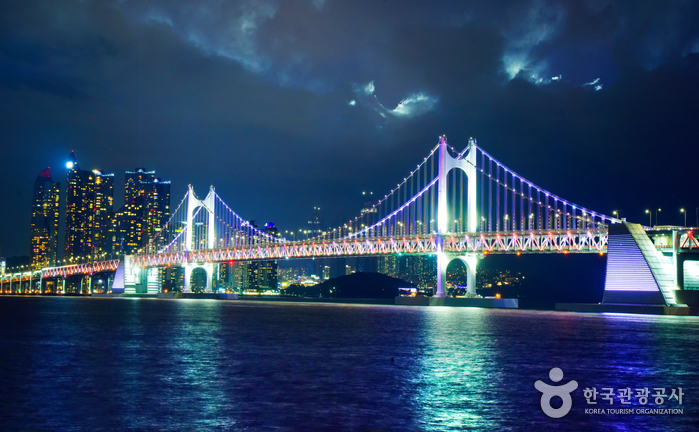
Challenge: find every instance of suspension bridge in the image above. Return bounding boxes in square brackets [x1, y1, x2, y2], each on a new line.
[3, 136, 698, 306]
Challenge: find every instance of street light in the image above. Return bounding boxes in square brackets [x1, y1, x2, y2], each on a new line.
[612, 210, 620, 222]
[656, 208, 661, 227]
[681, 208, 686, 228]
[645, 209, 651, 227]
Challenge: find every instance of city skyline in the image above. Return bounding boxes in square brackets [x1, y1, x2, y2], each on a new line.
[29, 167, 60, 267]
[14, 151, 175, 266]
[2, 1, 699, 258]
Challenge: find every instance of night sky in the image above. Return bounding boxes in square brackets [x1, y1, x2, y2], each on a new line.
[1, 0, 698, 258]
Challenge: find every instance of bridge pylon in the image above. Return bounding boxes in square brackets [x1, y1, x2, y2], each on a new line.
[183, 185, 216, 293]
[435, 136, 479, 297]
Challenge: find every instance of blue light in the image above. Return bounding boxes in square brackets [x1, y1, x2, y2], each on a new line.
[66, 161, 74, 169]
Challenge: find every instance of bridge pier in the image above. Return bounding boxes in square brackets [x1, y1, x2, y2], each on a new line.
[183, 263, 214, 293]
[435, 250, 448, 297]
[457, 255, 478, 296]
[436, 252, 479, 298]
[434, 135, 480, 298]
[183, 264, 191, 293]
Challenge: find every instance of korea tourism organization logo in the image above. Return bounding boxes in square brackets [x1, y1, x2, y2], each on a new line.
[534, 367, 578, 418]
[534, 367, 685, 418]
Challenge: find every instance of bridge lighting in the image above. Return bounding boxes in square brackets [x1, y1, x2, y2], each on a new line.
[681, 208, 686, 227]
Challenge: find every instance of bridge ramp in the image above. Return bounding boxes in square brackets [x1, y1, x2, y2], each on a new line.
[603, 223, 678, 306]
[626, 223, 678, 306]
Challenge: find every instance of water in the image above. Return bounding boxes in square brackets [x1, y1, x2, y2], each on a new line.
[0, 297, 697, 431]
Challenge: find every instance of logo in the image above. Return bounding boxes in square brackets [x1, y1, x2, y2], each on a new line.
[535, 367, 578, 418]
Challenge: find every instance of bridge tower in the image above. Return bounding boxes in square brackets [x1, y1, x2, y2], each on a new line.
[435, 136, 479, 297]
[183, 185, 216, 293]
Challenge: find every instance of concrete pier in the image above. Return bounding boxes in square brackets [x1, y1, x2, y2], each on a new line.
[396, 296, 518, 308]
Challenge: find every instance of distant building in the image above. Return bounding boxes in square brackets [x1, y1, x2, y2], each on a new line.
[404, 255, 436, 288]
[258, 223, 279, 290]
[308, 207, 323, 237]
[116, 168, 170, 254]
[232, 222, 279, 292]
[64, 151, 114, 260]
[322, 265, 330, 280]
[377, 255, 398, 278]
[360, 192, 378, 227]
[30, 168, 60, 269]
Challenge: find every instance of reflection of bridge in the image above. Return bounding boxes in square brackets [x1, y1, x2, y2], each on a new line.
[3, 137, 699, 306]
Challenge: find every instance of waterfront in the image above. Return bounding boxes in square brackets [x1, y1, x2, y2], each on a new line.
[0, 297, 697, 431]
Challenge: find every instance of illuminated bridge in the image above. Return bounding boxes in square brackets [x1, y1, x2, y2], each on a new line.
[3, 137, 698, 306]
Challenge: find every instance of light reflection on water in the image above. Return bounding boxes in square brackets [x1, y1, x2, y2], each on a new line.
[0, 297, 697, 431]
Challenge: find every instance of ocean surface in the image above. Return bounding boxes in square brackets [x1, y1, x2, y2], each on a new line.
[0, 296, 697, 431]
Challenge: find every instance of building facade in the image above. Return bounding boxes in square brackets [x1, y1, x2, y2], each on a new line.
[377, 255, 399, 278]
[404, 255, 436, 289]
[116, 168, 171, 254]
[64, 152, 115, 260]
[30, 168, 60, 268]
[231, 222, 279, 292]
[308, 207, 323, 238]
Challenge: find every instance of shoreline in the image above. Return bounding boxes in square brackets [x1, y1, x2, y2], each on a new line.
[3, 293, 699, 315]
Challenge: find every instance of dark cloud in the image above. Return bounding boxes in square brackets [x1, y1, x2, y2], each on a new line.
[1, 0, 698, 256]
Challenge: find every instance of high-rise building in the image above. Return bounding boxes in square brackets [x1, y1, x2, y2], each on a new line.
[360, 192, 378, 227]
[117, 168, 171, 254]
[92, 168, 114, 256]
[308, 207, 323, 237]
[232, 222, 279, 292]
[64, 151, 114, 260]
[258, 223, 279, 291]
[377, 255, 398, 278]
[30, 168, 60, 268]
[405, 255, 436, 288]
[146, 177, 171, 248]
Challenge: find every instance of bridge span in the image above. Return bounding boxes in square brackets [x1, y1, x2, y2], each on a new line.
[3, 137, 698, 307]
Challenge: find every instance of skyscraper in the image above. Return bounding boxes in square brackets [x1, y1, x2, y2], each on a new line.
[64, 151, 114, 260]
[258, 223, 279, 291]
[117, 168, 171, 254]
[377, 255, 398, 278]
[232, 222, 279, 292]
[30, 168, 60, 268]
[308, 207, 323, 237]
[405, 255, 436, 288]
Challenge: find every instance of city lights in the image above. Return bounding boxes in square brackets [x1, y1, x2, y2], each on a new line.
[4, 137, 695, 300]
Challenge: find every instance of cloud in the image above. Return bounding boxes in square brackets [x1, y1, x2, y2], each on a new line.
[352, 81, 437, 120]
[500, 0, 566, 83]
[392, 94, 437, 117]
[123, 0, 278, 74]
[583, 77, 602, 90]
[689, 39, 699, 54]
